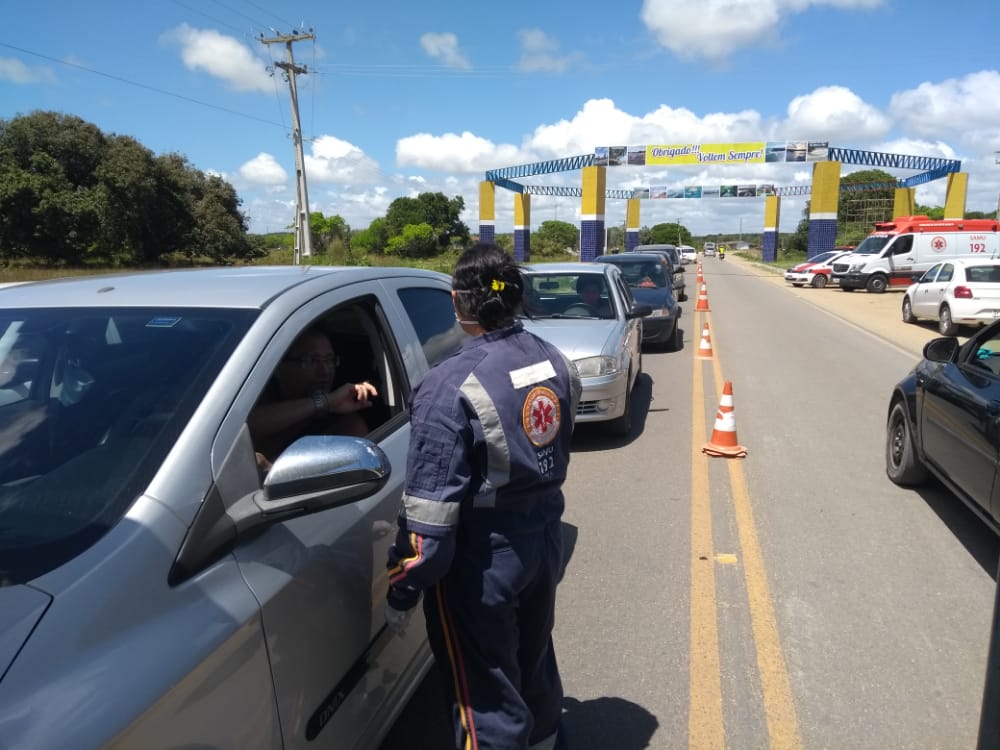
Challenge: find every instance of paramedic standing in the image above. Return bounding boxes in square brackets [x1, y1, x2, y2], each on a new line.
[385, 243, 581, 750]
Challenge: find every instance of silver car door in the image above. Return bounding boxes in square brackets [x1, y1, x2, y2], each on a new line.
[218, 286, 420, 749]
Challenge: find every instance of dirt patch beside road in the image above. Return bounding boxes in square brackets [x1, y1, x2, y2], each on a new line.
[728, 254, 954, 360]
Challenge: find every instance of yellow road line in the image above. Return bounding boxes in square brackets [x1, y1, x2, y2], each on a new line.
[689, 310, 725, 750]
[708, 323, 803, 750]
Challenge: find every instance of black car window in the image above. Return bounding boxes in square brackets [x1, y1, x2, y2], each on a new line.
[396, 287, 469, 368]
[968, 332, 1000, 376]
[0, 308, 254, 585]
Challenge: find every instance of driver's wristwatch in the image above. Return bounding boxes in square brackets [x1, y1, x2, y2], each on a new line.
[311, 390, 329, 415]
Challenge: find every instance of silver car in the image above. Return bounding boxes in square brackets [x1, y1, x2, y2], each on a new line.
[0, 266, 471, 749]
[519, 262, 650, 436]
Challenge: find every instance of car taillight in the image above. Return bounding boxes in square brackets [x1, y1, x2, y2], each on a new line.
[953, 286, 973, 299]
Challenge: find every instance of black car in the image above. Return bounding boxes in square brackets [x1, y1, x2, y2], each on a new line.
[886, 319, 1000, 531]
[629, 244, 687, 301]
[593, 253, 682, 350]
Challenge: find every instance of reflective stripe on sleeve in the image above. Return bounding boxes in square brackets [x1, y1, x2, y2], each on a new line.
[460, 373, 510, 509]
[403, 493, 461, 529]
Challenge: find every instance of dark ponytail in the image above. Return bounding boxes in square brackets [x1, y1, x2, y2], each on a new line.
[452, 243, 524, 331]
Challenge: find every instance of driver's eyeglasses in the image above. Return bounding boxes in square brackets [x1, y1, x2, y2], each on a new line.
[283, 354, 340, 369]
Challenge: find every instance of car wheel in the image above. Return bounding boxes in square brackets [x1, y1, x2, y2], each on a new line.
[866, 274, 888, 294]
[885, 401, 928, 486]
[939, 305, 960, 336]
[812, 274, 828, 289]
[607, 373, 633, 437]
[670, 321, 682, 351]
[902, 296, 917, 324]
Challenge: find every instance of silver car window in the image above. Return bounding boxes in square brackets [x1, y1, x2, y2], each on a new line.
[0, 308, 253, 585]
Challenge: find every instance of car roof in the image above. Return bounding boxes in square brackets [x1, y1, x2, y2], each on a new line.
[595, 253, 667, 263]
[0, 265, 449, 309]
[522, 262, 616, 275]
[635, 244, 676, 250]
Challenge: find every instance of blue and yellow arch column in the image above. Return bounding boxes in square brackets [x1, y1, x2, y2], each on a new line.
[625, 198, 640, 252]
[893, 187, 915, 218]
[807, 161, 840, 259]
[944, 172, 969, 220]
[479, 181, 495, 244]
[580, 165, 606, 261]
[513, 193, 531, 262]
[762, 195, 781, 262]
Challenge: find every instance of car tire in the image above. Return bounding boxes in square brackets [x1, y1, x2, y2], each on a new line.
[668, 321, 682, 351]
[811, 274, 828, 289]
[885, 401, 928, 486]
[939, 305, 960, 336]
[866, 274, 888, 294]
[902, 296, 917, 324]
[608, 372, 633, 437]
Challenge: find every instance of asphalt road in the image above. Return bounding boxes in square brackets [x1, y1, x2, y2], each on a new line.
[380, 254, 998, 749]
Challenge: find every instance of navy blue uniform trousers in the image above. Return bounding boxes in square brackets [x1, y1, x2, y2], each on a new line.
[423, 518, 564, 750]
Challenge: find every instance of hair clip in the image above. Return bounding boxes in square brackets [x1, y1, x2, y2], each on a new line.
[491, 279, 506, 292]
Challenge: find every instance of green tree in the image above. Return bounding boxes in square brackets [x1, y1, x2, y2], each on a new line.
[0, 111, 252, 266]
[648, 222, 690, 245]
[533, 220, 578, 256]
[385, 192, 469, 250]
[385, 223, 438, 257]
[309, 212, 349, 254]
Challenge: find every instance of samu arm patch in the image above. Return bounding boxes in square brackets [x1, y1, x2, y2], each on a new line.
[522, 386, 561, 447]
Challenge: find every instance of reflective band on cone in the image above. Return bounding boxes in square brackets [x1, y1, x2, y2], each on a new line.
[702, 380, 747, 458]
[696, 321, 714, 359]
[695, 282, 710, 312]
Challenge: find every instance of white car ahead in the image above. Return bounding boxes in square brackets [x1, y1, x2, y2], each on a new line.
[902, 258, 1000, 335]
[679, 245, 697, 264]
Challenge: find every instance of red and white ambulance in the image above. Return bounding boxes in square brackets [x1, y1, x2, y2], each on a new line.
[833, 216, 1000, 293]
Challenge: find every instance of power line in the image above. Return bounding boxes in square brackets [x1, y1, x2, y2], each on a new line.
[0, 41, 290, 131]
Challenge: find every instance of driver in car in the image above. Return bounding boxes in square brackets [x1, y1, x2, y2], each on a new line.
[576, 277, 613, 318]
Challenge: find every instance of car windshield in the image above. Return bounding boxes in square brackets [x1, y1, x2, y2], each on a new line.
[520, 274, 614, 319]
[853, 235, 892, 255]
[0, 307, 254, 585]
[615, 261, 668, 288]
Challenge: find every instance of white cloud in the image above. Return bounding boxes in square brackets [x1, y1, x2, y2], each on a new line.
[0, 57, 55, 85]
[890, 71, 1000, 153]
[640, 0, 884, 62]
[305, 135, 382, 184]
[782, 86, 891, 141]
[238, 153, 288, 186]
[397, 132, 527, 173]
[419, 32, 471, 69]
[161, 24, 272, 93]
[517, 29, 580, 73]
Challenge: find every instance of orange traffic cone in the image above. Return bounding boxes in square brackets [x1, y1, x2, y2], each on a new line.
[695, 282, 710, 312]
[696, 322, 714, 359]
[696, 263, 704, 285]
[702, 381, 747, 458]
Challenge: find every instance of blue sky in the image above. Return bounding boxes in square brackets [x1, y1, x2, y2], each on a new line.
[4, 0, 1000, 237]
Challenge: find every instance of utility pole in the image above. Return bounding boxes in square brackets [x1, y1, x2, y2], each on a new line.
[260, 30, 315, 264]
